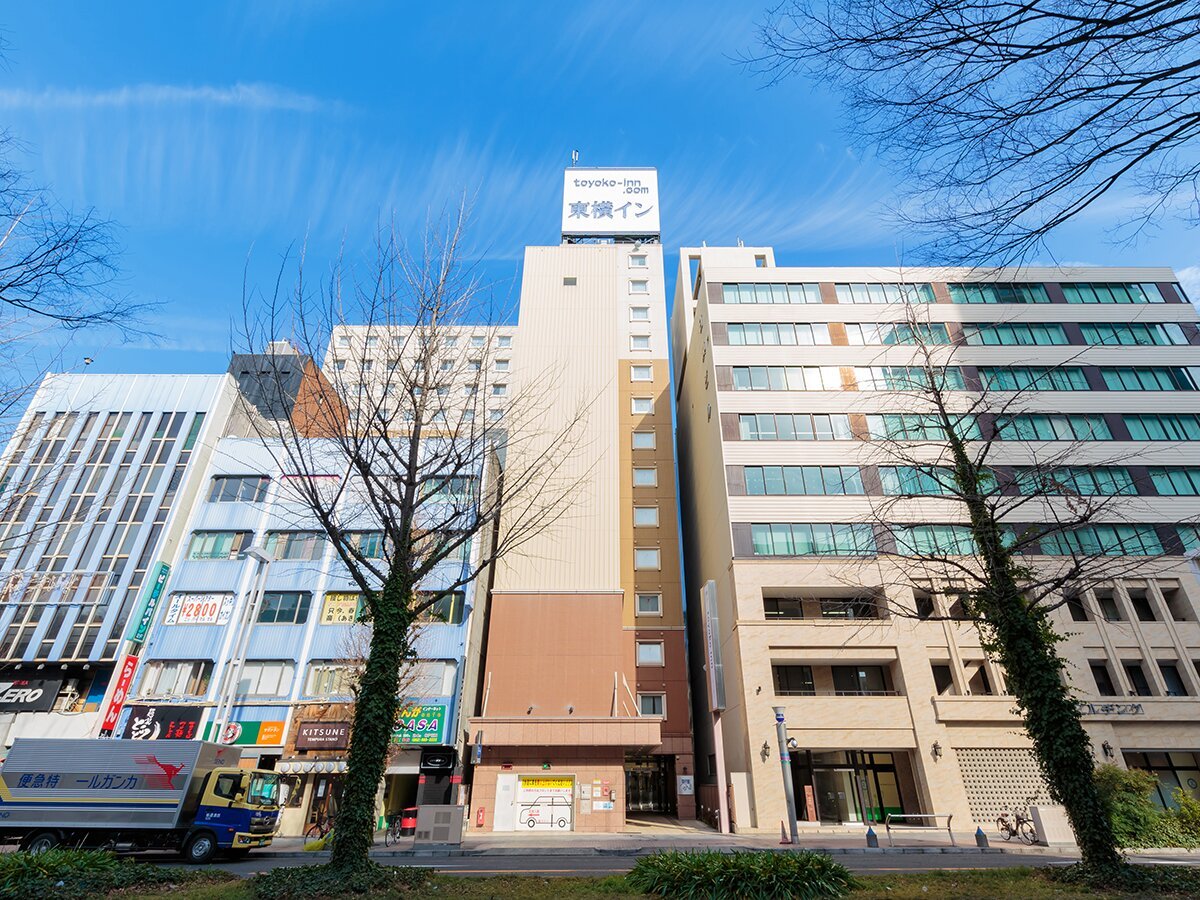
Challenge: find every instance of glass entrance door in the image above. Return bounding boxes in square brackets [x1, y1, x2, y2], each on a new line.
[812, 768, 860, 823]
[624, 755, 676, 815]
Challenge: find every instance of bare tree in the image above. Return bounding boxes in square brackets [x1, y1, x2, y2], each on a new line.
[751, 2, 1200, 262]
[835, 295, 1196, 873]
[236, 206, 591, 871]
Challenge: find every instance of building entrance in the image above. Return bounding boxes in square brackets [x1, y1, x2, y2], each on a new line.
[624, 754, 676, 815]
[791, 750, 904, 825]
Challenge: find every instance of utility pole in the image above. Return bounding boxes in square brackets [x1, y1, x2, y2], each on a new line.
[773, 706, 799, 844]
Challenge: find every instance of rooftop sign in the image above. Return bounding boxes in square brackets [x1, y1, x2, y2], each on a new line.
[562, 167, 659, 237]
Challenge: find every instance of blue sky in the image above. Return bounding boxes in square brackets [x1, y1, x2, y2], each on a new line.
[3, 2, 1197, 377]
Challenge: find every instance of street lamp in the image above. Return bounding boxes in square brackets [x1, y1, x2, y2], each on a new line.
[211, 546, 273, 744]
[772, 706, 800, 844]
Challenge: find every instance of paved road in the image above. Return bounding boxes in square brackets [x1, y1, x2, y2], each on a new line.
[189, 850, 1087, 878]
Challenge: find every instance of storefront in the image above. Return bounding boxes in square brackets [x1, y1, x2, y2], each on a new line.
[624, 754, 677, 816]
[789, 750, 912, 825]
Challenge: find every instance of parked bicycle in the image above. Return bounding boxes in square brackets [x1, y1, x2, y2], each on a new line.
[305, 810, 335, 841]
[382, 813, 406, 846]
[996, 806, 1038, 844]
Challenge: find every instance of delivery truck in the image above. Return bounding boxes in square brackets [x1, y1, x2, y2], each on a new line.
[0, 738, 281, 863]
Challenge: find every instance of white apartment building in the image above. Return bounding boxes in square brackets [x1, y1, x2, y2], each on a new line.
[672, 247, 1200, 833]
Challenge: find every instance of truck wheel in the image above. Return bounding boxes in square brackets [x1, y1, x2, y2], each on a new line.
[182, 831, 217, 864]
[22, 831, 60, 854]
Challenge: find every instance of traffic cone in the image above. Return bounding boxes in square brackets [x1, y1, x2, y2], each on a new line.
[779, 820, 792, 844]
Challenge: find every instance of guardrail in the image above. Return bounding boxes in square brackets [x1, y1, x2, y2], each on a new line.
[884, 812, 955, 846]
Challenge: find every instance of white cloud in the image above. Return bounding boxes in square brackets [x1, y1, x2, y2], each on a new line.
[1177, 265, 1200, 305]
[0, 83, 336, 113]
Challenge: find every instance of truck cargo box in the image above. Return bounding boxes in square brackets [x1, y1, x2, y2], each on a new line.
[0, 739, 241, 831]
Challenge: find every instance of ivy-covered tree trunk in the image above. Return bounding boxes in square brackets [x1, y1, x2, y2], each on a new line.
[329, 574, 413, 870]
[955, 462, 1122, 874]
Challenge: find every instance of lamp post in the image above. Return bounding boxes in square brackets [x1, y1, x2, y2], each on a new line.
[211, 545, 272, 744]
[773, 706, 799, 844]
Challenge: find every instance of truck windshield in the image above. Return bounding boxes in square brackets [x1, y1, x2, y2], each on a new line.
[246, 772, 281, 807]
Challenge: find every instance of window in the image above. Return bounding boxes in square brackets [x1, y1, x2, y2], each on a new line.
[470, 335, 485, 348]
[631, 365, 653, 382]
[629, 254, 648, 268]
[498, 335, 512, 349]
[1013, 467, 1135, 496]
[629, 279, 649, 294]
[979, 367, 1089, 391]
[495, 359, 510, 372]
[731, 366, 843, 391]
[1128, 589, 1157, 621]
[879, 466, 954, 496]
[444, 336, 458, 348]
[1042, 525, 1164, 556]
[1152, 468, 1200, 496]
[320, 592, 365, 624]
[1062, 283, 1164, 303]
[415, 590, 466, 625]
[265, 531, 326, 561]
[843, 323, 949, 345]
[894, 525, 977, 555]
[749, 523, 876, 556]
[258, 591, 312, 625]
[633, 467, 658, 486]
[739, 413, 854, 441]
[835, 283, 935, 304]
[139, 660, 212, 698]
[636, 592, 662, 616]
[630, 306, 650, 321]
[488, 408, 503, 421]
[962, 323, 1068, 345]
[728, 323, 833, 345]
[996, 414, 1111, 441]
[421, 476, 478, 504]
[347, 531, 385, 559]
[1102, 367, 1200, 391]
[237, 660, 295, 697]
[491, 383, 507, 396]
[931, 664, 955, 695]
[636, 641, 665, 666]
[948, 283, 1050, 304]
[632, 430, 656, 449]
[855, 366, 964, 391]
[722, 283, 822, 304]
[1123, 662, 1153, 696]
[1081, 323, 1187, 346]
[773, 664, 815, 695]
[631, 397, 653, 415]
[866, 413, 980, 440]
[832, 665, 892, 695]
[1125, 414, 1200, 441]
[744, 465, 864, 495]
[638, 693, 665, 716]
[364, 336, 379, 349]
[305, 662, 356, 697]
[634, 548, 661, 569]
[1159, 662, 1189, 696]
[187, 531, 252, 560]
[630, 334, 651, 351]
[208, 475, 269, 503]
[439, 359, 454, 372]
[633, 506, 659, 527]
[563, 276, 577, 286]
[1090, 662, 1117, 696]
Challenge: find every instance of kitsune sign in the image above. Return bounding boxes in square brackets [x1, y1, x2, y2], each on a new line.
[562, 168, 659, 237]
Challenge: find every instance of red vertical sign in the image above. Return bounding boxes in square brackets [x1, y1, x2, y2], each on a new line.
[99, 654, 139, 736]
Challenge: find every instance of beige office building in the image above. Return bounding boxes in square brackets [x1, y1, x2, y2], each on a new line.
[671, 247, 1200, 834]
[466, 169, 693, 833]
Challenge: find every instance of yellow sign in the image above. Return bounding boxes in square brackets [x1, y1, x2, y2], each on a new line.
[520, 777, 573, 790]
[321, 592, 363, 625]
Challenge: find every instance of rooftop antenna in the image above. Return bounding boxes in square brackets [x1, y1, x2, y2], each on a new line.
[570, 149, 579, 167]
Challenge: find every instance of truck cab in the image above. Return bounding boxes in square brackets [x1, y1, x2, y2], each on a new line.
[187, 768, 281, 861]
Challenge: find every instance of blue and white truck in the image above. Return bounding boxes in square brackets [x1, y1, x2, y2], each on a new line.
[0, 738, 281, 863]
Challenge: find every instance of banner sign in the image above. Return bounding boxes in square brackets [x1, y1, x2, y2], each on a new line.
[163, 592, 234, 626]
[122, 704, 204, 740]
[126, 562, 170, 644]
[0, 677, 63, 712]
[562, 167, 659, 237]
[203, 719, 286, 746]
[99, 654, 139, 735]
[295, 721, 351, 750]
[390, 703, 447, 745]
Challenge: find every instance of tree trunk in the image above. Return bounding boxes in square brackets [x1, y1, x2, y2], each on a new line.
[968, 519, 1121, 872]
[329, 574, 413, 870]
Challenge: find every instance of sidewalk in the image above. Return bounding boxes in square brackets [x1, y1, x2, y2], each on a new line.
[261, 823, 1071, 859]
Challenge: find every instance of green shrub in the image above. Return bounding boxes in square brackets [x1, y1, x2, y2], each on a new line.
[0, 849, 230, 900]
[248, 861, 428, 899]
[1049, 861, 1200, 894]
[1094, 764, 1200, 848]
[1172, 786, 1200, 839]
[626, 850, 854, 900]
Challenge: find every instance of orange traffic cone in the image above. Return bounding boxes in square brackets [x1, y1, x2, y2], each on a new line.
[779, 820, 792, 844]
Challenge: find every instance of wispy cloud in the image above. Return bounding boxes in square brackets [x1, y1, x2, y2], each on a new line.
[0, 83, 338, 113]
[1178, 265, 1200, 306]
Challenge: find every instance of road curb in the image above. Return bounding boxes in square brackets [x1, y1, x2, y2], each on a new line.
[247, 845, 1025, 861]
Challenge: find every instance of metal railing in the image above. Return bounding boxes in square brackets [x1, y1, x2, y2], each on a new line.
[884, 813, 955, 846]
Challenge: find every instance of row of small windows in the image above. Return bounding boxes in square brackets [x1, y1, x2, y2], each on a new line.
[185, 530, 469, 562]
[734, 365, 1197, 393]
[747, 522, 1171, 557]
[337, 332, 512, 350]
[722, 321, 1189, 347]
[736, 412, 1200, 443]
[720, 282, 1172, 305]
